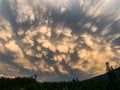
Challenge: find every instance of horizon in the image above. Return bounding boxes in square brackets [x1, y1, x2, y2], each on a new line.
[0, 0, 120, 82]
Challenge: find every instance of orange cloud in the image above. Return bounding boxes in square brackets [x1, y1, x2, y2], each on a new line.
[5, 40, 37, 71]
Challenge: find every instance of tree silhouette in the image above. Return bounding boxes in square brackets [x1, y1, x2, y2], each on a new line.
[105, 62, 120, 90]
[34, 74, 37, 80]
[106, 62, 111, 72]
[0, 67, 120, 90]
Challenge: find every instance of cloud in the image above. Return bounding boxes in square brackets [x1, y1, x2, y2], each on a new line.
[81, 34, 94, 48]
[113, 36, 120, 46]
[0, 61, 19, 75]
[0, 73, 15, 78]
[5, 40, 37, 71]
[69, 46, 116, 76]
[53, 54, 70, 63]
[5, 41, 23, 57]
[42, 40, 56, 52]
[0, 43, 5, 53]
[0, 0, 120, 81]
[0, 18, 13, 41]
[8, 0, 35, 24]
[91, 25, 98, 32]
[35, 60, 55, 73]
[57, 63, 69, 74]
[25, 49, 34, 56]
[80, 0, 111, 17]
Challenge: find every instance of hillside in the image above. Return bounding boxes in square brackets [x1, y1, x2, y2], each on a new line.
[91, 66, 120, 81]
[0, 67, 120, 90]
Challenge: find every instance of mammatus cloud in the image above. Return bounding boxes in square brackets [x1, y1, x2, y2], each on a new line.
[70, 33, 117, 75]
[5, 40, 37, 71]
[0, 0, 120, 81]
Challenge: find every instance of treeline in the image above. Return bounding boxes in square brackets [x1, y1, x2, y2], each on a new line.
[0, 77, 119, 90]
[0, 77, 37, 90]
[0, 62, 120, 90]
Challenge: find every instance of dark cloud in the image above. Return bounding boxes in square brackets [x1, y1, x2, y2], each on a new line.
[113, 36, 120, 46]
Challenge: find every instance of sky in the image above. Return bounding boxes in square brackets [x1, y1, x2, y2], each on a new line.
[0, 0, 120, 81]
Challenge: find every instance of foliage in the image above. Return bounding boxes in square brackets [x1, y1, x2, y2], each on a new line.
[0, 76, 119, 90]
[0, 63, 120, 90]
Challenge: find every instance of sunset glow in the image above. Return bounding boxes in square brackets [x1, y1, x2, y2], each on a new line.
[0, 0, 120, 81]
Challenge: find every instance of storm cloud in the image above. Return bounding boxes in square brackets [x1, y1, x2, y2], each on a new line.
[0, 0, 120, 81]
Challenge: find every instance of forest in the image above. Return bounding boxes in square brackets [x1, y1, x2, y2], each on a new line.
[0, 62, 120, 90]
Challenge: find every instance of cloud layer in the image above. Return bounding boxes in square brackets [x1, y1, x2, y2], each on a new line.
[0, 0, 120, 81]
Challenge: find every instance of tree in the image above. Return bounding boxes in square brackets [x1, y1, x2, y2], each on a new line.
[34, 74, 37, 80]
[106, 62, 111, 72]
